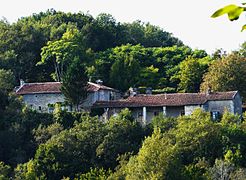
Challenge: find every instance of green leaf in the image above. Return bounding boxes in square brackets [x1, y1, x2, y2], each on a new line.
[241, 24, 246, 32]
[211, 4, 244, 21]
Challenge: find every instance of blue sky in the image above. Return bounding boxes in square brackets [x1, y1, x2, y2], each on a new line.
[0, 0, 246, 54]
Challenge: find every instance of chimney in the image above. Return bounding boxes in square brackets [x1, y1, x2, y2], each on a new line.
[129, 87, 138, 97]
[146, 87, 152, 95]
[96, 79, 103, 85]
[206, 86, 212, 95]
[20, 79, 25, 87]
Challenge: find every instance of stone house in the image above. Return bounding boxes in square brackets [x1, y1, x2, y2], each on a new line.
[16, 81, 120, 113]
[93, 91, 242, 125]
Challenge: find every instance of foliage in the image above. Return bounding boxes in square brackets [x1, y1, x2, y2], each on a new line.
[201, 53, 246, 99]
[32, 122, 64, 145]
[211, 3, 246, 31]
[0, 161, 11, 180]
[40, 28, 83, 81]
[94, 44, 202, 91]
[96, 109, 145, 169]
[75, 168, 112, 180]
[176, 56, 210, 92]
[14, 160, 42, 180]
[150, 114, 177, 132]
[110, 128, 182, 179]
[61, 57, 88, 111]
[0, 69, 14, 93]
[111, 109, 246, 179]
[207, 159, 235, 180]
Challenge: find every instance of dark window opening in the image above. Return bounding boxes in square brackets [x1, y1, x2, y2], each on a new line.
[211, 111, 220, 120]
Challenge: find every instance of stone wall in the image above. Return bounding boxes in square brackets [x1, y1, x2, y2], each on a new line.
[166, 106, 184, 117]
[82, 90, 121, 109]
[23, 89, 121, 112]
[205, 100, 234, 114]
[23, 93, 65, 113]
[184, 105, 202, 115]
[233, 92, 242, 115]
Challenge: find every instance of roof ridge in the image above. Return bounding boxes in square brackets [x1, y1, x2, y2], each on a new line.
[88, 82, 101, 88]
[25, 82, 61, 84]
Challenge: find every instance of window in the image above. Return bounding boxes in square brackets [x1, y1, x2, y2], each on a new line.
[211, 111, 220, 120]
[38, 106, 42, 111]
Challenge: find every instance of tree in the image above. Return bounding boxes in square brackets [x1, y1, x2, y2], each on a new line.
[32, 123, 64, 145]
[110, 129, 182, 180]
[0, 161, 11, 180]
[0, 69, 14, 93]
[0, 69, 15, 114]
[33, 115, 106, 179]
[40, 28, 83, 81]
[61, 57, 88, 111]
[200, 53, 246, 99]
[96, 109, 145, 170]
[177, 57, 209, 93]
[211, 3, 246, 31]
[109, 44, 142, 91]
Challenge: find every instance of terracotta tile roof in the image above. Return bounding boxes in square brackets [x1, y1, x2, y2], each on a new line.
[93, 91, 238, 108]
[16, 82, 61, 95]
[16, 82, 117, 95]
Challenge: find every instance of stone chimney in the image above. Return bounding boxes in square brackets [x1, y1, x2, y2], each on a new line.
[146, 87, 152, 95]
[129, 87, 138, 97]
[20, 79, 25, 87]
[96, 79, 103, 85]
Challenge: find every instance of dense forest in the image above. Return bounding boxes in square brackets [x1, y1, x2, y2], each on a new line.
[1, 10, 246, 179]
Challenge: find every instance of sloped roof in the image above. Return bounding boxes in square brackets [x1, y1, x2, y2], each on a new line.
[87, 82, 115, 92]
[16, 82, 117, 95]
[93, 91, 238, 108]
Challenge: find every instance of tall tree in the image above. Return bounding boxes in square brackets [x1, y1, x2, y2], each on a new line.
[0, 69, 15, 114]
[61, 57, 88, 111]
[177, 56, 209, 93]
[40, 28, 83, 81]
[201, 53, 246, 99]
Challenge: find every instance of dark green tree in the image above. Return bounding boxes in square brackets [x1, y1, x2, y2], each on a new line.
[61, 57, 88, 111]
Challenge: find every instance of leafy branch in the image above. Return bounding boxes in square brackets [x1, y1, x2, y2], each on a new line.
[211, 3, 246, 31]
